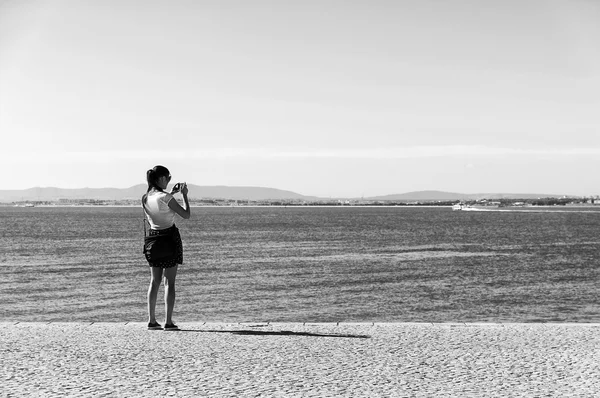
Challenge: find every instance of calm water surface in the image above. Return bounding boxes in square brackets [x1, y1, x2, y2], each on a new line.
[1, 206, 599, 322]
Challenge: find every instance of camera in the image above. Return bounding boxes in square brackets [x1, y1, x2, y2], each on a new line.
[171, 183, 183, 193]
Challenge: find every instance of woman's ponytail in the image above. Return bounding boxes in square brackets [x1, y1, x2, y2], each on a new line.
[146, 169, 155, 194]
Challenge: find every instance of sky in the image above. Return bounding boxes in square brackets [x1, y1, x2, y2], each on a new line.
[1, 0, 599, 197]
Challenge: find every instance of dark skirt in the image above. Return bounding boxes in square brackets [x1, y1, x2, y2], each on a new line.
[146, 225, 183, 269]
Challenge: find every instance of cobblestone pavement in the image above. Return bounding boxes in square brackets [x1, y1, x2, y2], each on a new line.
[1, 322, 599, 397]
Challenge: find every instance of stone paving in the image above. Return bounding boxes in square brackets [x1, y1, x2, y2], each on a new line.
[1, 322, 599, 397]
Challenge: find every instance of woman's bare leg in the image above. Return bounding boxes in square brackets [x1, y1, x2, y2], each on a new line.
[148, 266, 163, 323]
[163, 265, 178, 325]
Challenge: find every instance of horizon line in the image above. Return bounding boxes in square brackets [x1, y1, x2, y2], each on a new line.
[0, 185, 587, 199]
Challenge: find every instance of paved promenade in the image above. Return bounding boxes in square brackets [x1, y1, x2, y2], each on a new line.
[2, 322, 599, 397]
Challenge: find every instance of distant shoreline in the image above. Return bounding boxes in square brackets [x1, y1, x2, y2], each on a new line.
[3, 204, 451, 208]
[3, 204, 600, 211]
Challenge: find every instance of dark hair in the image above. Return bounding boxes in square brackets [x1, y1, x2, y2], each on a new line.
[143, 165, 170, 206]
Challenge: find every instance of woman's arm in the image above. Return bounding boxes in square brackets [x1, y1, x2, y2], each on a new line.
[167, 184, 191, 219]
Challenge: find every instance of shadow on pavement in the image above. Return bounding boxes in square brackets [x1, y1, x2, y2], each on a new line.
[178, 329, 370, 339]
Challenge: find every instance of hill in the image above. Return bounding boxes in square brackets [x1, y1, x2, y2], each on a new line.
[0, 186, 567, 203]
[0, 185, 319, 202]
[366, 190, 563, 201]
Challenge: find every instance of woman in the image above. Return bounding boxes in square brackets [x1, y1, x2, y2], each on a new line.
[142, 165, 190, 331]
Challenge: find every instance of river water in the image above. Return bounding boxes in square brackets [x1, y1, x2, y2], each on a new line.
[1, 206, 598, 322]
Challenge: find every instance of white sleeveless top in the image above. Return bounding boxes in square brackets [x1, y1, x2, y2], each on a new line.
[144, 190, 175, 230]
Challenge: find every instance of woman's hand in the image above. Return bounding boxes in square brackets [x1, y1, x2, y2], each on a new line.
[170, 183, 182, 194]
[167, 182, 190, 219]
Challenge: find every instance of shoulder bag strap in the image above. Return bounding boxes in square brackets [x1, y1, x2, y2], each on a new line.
[141, 194, 148, 238]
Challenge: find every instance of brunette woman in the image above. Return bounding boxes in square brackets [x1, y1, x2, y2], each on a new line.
[142, 165, 190, 331]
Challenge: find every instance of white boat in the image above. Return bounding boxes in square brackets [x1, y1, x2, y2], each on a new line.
[452, 203, 480, 211]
